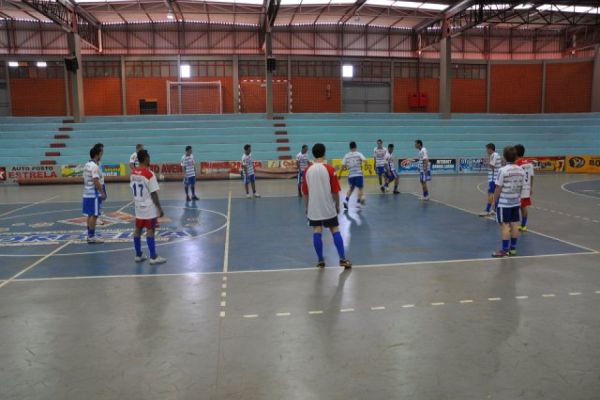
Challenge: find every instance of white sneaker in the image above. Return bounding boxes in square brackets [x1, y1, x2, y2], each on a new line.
[478, 211, 491, 217]
[421, 196, 430, 201]
[86, 236, 104, 244]
[149, 256, 167, 265]
[359, 197, 366, 206]
[246, 193, 251, 199]
[134, 254, 147, 263]
[253, 193, 261, 198]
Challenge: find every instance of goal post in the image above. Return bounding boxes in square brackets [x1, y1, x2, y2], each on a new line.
[166, 81, 223, 115]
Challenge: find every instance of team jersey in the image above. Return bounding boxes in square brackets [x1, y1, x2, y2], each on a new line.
[384, 152, 396, 173]
[495, 164, 525, 208]
[130, 167, 160, 220]
[241, 154, 255, 176]
[302, 162, 341, 221]
[342, 151, 366, 178]
[516, 158, 535, 198]
[488, 152, 502, 182]
[129, 152, 139, 168]
[296, 152, 309, 172]
[418, 147, 429, 172]
[180, 154, 196, 178]
[373, 147, 387, 167]
[83, 160, 101, 199]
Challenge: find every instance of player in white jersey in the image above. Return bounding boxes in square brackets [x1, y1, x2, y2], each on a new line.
[515, 144, 534, 232]
[492, 146, 525, 258]
[302, 143, 351, 269]
[296, 144, 310, 197]
[82, 145, 106, 244]
[383, 144, 400, 194]
[129, 144, 144, 170]
[242, 144, 260, 199]
[181, 145, 199, 202]
[480, 143, 503, 217]
[373, 139, 388, 192]
[340, 141, 367, 210]
[130, 149, 166, 265]
[93, 143, 108, 226]
[414, 139, 430, 200]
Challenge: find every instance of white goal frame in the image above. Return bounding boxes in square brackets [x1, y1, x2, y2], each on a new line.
[166, 81, 223, 115]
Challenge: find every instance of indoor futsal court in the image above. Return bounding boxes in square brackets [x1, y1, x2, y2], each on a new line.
[1, 0, 600, 399]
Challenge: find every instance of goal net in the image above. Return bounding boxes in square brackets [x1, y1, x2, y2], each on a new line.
[238, 79, 292, 113]
[167, 81, 223, 114]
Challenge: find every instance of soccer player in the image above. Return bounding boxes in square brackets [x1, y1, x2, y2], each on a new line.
[341, 141, 367, 210]
[129, 144, 143, 170]
[480, 143, 502, 217]
[296, 144, 310, 197]
[181, 145, 199, 202]
[130, 149, 167, 265]
[515, 144, 534, 232]
[302, 143, 352, 269]
[384, 143, 400, 194]
[374, 139, 387, 192]
[93, 143, 107, 225]
[492, 146, 525, 258]
[415, 139, 430, 200]
[82, 145, 106, 244]
[241, 144, 260, 199]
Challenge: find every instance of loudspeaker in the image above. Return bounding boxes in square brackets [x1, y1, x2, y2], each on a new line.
[64, 57, 79, 72]
[267, 57, 277, 72]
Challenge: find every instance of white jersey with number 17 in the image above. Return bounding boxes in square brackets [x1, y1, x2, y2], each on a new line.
[130, 167, 160, 220]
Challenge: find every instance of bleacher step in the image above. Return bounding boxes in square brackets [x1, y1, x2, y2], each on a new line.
[54, 134, 71, 139]
[50, 143, 66, 148]
[58, 127, 73, 132]
[45, 152, 61, 157]
[276, 138, 289, 143]
[41, 160, 56, 165]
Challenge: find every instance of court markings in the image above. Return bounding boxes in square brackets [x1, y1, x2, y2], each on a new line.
[220, 192, 232, 318]
[560, 179, 600, 200]
[0, 195, 59, 218]
[233, 290, 599, 320]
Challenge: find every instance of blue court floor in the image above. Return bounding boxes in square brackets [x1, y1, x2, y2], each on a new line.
[562, 178, 600, 199]
[0, 192, 592, 280]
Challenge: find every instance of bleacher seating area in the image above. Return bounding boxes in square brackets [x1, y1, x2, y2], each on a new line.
[1, 113, 599, 166]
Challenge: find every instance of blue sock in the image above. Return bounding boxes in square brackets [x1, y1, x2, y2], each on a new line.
[394, 184, 398, 191]
[485, 203, 492, 212]
[191, 185, 196, 196]
[313, 233, 324, 261]
[88, 228, 94, 238]
[332, 232, 345, 260]
[345, 196, 349, 202]
[521, 216, 528, 227]
[510, 238, 518, 249]
[423, 190, 429, 197]
[502, 239, 510, 252]
[147, 236, 157, 259]
[184, 186, 189, 197]
[134, 236, 142, 257]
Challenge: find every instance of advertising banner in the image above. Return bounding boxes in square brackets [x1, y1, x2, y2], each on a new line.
[528, 156, 565, 173]
[102, 163, 126, 177]
[0, 165, 60, 184]
[331, 159, 375, 176]
[399, 159, 456, 174]
[61, 164, 85, 178]
[565, 155, 600, 174]
[458, 157, 488, 174]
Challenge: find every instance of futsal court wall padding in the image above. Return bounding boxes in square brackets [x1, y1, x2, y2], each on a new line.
[490, 64, 543, 113]
[545, 62, 593, 113]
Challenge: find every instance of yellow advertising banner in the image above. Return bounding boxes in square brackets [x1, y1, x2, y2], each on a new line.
[565, 155, 600, 173]
[331, 159, 376, 177]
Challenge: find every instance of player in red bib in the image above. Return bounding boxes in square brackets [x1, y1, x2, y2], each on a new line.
[130, 149, 166, 265]
[514, 144, 534, 232]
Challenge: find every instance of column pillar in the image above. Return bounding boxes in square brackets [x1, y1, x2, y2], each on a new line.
[439, 36, 452, 119]
[67, 32, 85, 122]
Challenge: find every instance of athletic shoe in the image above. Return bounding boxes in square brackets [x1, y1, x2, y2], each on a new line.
[134, 254, 147, 263]
[339, 259, 352, 269]
[518, 226, 528, 232]
[359, 197, 366, 206]
[421, 196, 430, 201]
[380, 186, 385, 193]
[186, 196, 191, 202]
[508, 249, 517, 256]
[479, 211, 492, 217]
[86, 236, 104, 244]
[316, 261, 326, 268]
[246, 194, 252, 199]
[393, 190, 400, 195]
[149, 256, 167, 265]
[343, 201, 348, 210]
[492, 250, 509, 258]
[192, 196, 199, 201]
[253, 193, 261, 198]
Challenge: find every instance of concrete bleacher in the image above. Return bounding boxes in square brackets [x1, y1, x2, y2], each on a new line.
[0, 113, 599, 166]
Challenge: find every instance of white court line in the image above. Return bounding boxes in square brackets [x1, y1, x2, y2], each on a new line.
[515, 296, 529, 299]
[370, 306, 386, 311]
[560, 179, 600, 200]
[488, 297, 502, 301]
[0, 195, 59, 218]
[460, 299, 474, 303]
[569, 292, 582, 296]
[308, 310, 323, 315]
[115, 200, 133, 213]
[276, 312, 291, 317]
[0, 240, 72, 289]
[402, 304, 415, 308]
[243, 314, 258, 319]
[223, 191, 232, 273]
[542, 294, 556, 297]
[340, 308, 355, 313]
[431, 302, 445, 306]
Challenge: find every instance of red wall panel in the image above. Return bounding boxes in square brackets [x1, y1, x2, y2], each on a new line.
[11, 78, 67, 116]
[83, 77, 122, 116]
[393, 78, 439, 112]
[545, 62, 593, 113]
[126, 77, 172, 115]
[452, 79, 487, 113]
[291, 77, 341, 113]
[490, 64, 542, 113]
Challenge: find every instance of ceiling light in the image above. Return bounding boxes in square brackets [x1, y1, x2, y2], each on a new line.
[167, 12, 175, 20]
[8, 61, 19, 67]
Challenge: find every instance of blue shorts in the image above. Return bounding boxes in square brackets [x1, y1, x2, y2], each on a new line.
[243, 174, 256, 184]
[348, 176, 364, 189]
[496, 206, 520, 224]
[184, 176, 196, 186]
[297, 172, 304, 185]
[386, 171, 398, 181]
[419, 170, 431, 183]
[376, 166, 385, 176]
[83, 197, 102, 217]
[488, 181, 496, 194]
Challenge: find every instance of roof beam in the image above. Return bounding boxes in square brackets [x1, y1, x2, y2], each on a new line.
[20, 0, 101, 49]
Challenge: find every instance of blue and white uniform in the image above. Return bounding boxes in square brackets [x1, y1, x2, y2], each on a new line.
[242, 153, 256, 184]
[418, 147, 431, 183]
[487, 151, 502, 194]
[296, 151, 309, 184]
[374, 146, 387, 176]
[384, 152, 397, 179]
[82, 160, 102, 217]
[181, 154, 196, 185]
[495, 163, 525, 223]
[342, 151, 366, 188]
